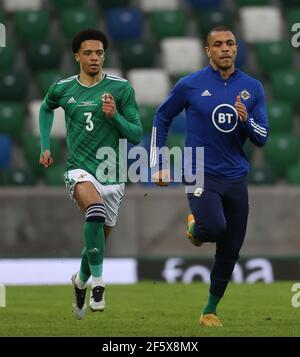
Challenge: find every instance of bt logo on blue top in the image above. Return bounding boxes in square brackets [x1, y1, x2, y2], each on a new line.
[212, 104, 238, 133]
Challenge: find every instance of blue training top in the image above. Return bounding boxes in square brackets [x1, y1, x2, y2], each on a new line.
[150, 65, 269, 180]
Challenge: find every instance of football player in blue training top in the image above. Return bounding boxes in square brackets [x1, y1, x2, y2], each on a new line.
[150, 26, 268, 327]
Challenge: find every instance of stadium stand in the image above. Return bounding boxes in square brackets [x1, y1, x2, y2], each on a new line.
[127, 69, 171, 105]
[149, 10, 188, 39]
[0, 0, 299, 186]
[119, 39, 156, 70]
[240, 6, 283, 43]
[139, 0, 179, 12]
[0, 101, 25, 138]
[161, 37, 204, 75]
[106, 8, 144, 41]
[13, 10, 50, 43]
[60, 8, 97, 39]
[3, 0, 42, 12]
[0, 134, 12, 168]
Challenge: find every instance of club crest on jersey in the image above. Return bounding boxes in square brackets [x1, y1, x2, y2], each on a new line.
[212, 104, 238, 133]
[240, 90, 251, 100]
[193, 187, 204, 197]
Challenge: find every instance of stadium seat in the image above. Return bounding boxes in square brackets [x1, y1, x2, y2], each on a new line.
[235, 40, 247, 70]
[3, 0, 42, 12]
[196, 9, 234, 38]
[13, 10, 49, 42]
[26, 41, 61, 70]
[264, 134, 300, 176]
[127, 69, 171, 105]
[287, 165, 300, 185]
[28, 100, 66, 138]
[267, 102, 293, 133]
[0, 19, 5, 53]
[0, 170, 5, 185]
[60, 8, 97, 39]
[97, 0, 131, 8]
[44, 165, 65, 186]
[119, 39, 155, 70]
[0, 134, 12, 168]
[139, 105, 156, 135]
[282, 0, 300, 7]
[185, 0, 222, 9]
[23, 134, 44, 176]
[248, 166, 277, 185]
[235, 0, 271, 5]
[52, 0, 85, 10]
[23, 134, 62, 176]
[243, 140, 254, 162]
[161, 37, 204, 75]
[271, 70, 300, 108]
[167, 133, 185, 149]
[0, 102, 25, 138]
[0, 11, 4, 23]
[0, 72, 27, 101]
[0, 43, 16, 72]
[102, 50, 113, 68]
[286, 8, 300, 32]
[37, 70, 67, 97]
[139, 0, 179, 11]
[104, 68, 123, 78]
[0, 168, 36, 186]
[106, 8, 143, 41]
[255, 42, 293, 77]
[240, 7, 282, 43]
[149, 10, 188, 40]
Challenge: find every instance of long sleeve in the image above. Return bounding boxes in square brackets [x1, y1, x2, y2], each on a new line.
[39, 82, 60, 153]
[243, 81, 269, 147]
[112, 82, 143, 145]
[150, 79, 187, 168]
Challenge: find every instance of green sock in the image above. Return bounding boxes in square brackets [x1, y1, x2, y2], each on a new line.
[203, 293, 221, 315]
[79, 247, 91, 283]
[84, 221, 105, 278]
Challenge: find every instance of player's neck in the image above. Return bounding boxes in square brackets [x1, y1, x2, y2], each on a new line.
[78, 71, 104, 87]
[210, 61, 235, 80]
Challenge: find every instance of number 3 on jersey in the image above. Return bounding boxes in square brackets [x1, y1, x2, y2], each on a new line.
[84, 112, 94, 131]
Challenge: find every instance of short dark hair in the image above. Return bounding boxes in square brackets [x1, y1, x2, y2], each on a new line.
[206, 26, 234, 46]
[71, 29, 108, 53]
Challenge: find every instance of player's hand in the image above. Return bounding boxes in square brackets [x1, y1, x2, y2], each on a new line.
[235, 95, 248, 123]
[39, 149, 54, 168]
[152, 169, 173, 186]
[102, 93, 116, 118]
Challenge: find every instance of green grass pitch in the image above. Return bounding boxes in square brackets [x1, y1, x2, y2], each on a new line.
[0, 282, 299, 337]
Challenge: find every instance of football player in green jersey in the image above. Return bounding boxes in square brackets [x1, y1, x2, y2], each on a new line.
[39, 29, 143, 319]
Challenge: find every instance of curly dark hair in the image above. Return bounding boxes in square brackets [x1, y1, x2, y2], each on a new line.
[71, 29, 108, 53]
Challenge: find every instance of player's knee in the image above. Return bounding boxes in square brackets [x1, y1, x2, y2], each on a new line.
[85, 203, 106, 223]
[206, 221, 226, 242]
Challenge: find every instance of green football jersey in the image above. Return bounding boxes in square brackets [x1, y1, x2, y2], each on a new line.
[40, 73, 143, 184]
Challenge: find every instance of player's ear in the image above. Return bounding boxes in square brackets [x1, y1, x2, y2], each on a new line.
[74, 53, 80, 63]
[205, 46, 211, 58]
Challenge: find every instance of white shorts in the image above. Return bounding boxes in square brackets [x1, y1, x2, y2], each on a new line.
[64, 169, 125, 227]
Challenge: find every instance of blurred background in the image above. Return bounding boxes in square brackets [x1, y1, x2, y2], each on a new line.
[0, 0, 300, 283]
